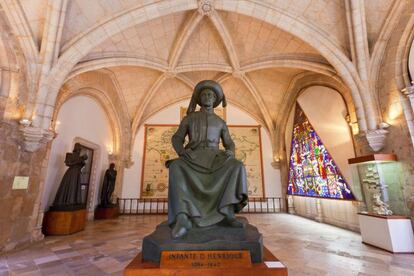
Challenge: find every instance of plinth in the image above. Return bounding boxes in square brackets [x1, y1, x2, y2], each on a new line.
[124, 247, 287, 275]
[142, 217, 263, 263]
[358, 212, 414, 253]
[94, 204, 119, 219]
[43, 208, 86, 235]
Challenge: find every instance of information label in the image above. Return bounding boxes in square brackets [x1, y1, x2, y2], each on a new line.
[160, 250, 252, 269]
[12, 176, 29, 190]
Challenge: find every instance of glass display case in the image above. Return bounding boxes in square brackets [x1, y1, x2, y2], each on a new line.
[348, 154, 409, 216]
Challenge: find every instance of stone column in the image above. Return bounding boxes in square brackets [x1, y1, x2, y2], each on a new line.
[402, 82, 414, 111]
[402, 82, 414, 146]
[315, 199, 324, 223]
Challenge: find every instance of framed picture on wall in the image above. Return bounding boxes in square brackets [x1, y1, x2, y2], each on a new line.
[140, 124, 265, 199]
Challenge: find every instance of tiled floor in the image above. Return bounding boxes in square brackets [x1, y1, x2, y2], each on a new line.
[1, 214, 413, 275]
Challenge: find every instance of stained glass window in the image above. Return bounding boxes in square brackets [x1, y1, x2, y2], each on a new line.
[287, 104, 355, 199]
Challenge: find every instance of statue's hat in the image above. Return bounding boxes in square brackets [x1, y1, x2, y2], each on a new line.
[187, 80, 227, 114]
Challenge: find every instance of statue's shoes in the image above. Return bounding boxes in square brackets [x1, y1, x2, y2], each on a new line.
[171, 214, 192, 239]
[171, 225, 188, 239]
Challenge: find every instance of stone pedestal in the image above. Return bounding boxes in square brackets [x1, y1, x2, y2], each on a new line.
[142, 217, 263, 264]
[94, 205, 119, 219]
[124, 247, 287, 275]
[358, 213, 414, 253]
[43, 209, 86, 235]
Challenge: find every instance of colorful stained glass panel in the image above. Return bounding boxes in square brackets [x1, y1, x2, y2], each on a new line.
[287, 104, 355, 199]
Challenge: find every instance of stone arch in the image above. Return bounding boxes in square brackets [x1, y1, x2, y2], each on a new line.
[0, 32, 15, 98]
[139, 96, 267, 131]
[67, 57, 168, 81]
[383, 9, 414, 148]
[60, 70, 133, 163]
[0, 12, 28, 120]
[32, 0, 375, 135]
[53, 88, 121, 156]
[52, 86, 131, 199]
[276, 76, 356, 205]
[369, 1, 408, 103]
[409, 38, 414, 81]
[395, 14, 414, 90]
[241, 55, 336, 77]
[276, 73, 356, 160]
[66, 56, 337, 121]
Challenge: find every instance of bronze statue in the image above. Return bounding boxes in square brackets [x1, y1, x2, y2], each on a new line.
[100, 163, 117, 207]
[52, 143, 88, 210]
[166, 80, 248, 238]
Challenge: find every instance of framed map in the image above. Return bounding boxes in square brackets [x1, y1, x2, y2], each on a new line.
[140, 124, 264, 199]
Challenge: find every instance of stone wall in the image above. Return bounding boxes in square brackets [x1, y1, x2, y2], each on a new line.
[375, 10, 414, 222]
[289, 5, 414, 230]
[0, 119, 49, 251]
[291, 196, 360, 232]
[285, 86, 360, 232]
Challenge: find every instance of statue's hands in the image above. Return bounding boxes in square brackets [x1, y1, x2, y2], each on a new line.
[225, 150, 235, 158]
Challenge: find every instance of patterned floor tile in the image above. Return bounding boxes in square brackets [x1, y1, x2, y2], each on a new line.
[1, 214, 413, 275]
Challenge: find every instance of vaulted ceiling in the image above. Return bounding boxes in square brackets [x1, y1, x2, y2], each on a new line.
[1, 0, 401, 136]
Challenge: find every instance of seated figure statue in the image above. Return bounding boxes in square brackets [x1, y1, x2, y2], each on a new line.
[166, 80, 248, 238]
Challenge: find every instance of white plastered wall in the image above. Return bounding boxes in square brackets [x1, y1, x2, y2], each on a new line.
[122, 100, 281, 199]
[286, 86, 359, 231]
[42, 96, 113, 219]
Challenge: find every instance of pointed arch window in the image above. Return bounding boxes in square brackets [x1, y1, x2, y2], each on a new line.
[287, 104, 355, 199]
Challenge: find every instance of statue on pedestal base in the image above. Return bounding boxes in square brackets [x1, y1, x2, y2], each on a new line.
[50, 143, 87, 211]
[142, 80, 263, 264]
[99, 163, 117, 207]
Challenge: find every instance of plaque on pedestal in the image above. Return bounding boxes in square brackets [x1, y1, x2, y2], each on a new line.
[160, 250, 252, 269]
[124, 247, 287, 275]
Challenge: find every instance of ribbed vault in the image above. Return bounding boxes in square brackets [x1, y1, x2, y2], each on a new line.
[0, 0, 406, 157]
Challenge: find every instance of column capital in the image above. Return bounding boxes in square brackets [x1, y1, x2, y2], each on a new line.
[19, 125, 55, 152]
[365, 128, 388, 152]
[401, 82, 414, 97]
[271, 161, 280, 169]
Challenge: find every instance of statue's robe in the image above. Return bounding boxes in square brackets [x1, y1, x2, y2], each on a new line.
[53, 153, 85, 207]
[167, 111, 248, 227]
[100, 169, 117, 206]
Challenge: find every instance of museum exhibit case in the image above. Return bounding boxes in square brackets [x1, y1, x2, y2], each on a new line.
[348, 154, 408, 216]
[348, 154, 414, 253]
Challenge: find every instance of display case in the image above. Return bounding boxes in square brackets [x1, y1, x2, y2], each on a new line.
[348, 154, 409, 216]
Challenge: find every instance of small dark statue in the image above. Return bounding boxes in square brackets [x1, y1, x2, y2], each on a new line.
[51, 143, 88, 211]
[166, 80, 248, 238]
[99, 163, 117, 207]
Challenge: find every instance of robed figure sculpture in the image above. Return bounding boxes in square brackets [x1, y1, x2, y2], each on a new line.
[100, 163, 117, 207]
[166, 80, 248, 238]
[52, 143, 88, 210]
